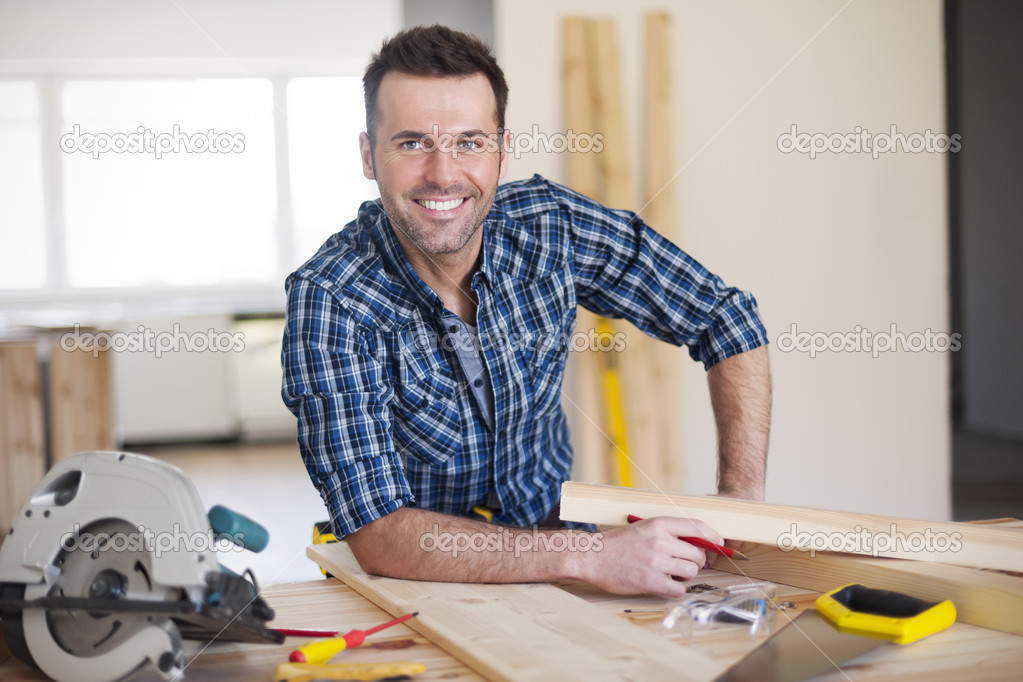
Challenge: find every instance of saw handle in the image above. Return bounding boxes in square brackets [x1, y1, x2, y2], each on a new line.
[208, 505, 270, 553]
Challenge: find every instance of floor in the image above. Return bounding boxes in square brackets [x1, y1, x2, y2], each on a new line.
[129, 441, 330, 585]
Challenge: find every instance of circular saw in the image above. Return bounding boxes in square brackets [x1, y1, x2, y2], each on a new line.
[0, 451, 285, 681]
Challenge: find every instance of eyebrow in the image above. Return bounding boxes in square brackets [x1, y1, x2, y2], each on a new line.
[390, 130, 429, 141]
[389, 128, 490, 141]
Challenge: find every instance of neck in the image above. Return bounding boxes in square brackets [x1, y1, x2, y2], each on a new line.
[400, 233, 482, 324]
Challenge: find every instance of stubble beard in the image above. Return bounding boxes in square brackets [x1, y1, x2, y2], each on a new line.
[379, 181, 497, 257]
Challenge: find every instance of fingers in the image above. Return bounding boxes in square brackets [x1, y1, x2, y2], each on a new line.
[634, 515, 725, 547]
[664, 536, 707, 570]
[652, 573, 690, 598]
[629, 516, 719, 587]
[646, 557, 704, 597]
[632, 522, 708, 591]
[583, 517, 724, 597]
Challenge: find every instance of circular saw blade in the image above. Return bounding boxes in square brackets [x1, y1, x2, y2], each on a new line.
[46, 519, 180, 658]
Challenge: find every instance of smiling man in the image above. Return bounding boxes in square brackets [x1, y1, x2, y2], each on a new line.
[282, 25, 771, 596]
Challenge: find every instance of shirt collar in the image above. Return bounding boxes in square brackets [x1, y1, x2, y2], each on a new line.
[371, 208, 445, 314]
[472, 214, 498, 288]
[370, 201, 508, 312]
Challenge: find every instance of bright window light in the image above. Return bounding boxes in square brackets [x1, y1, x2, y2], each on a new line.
[0, 82, 46, 289]
[287, 77, 378, 268]
[60, 79, 277, 288]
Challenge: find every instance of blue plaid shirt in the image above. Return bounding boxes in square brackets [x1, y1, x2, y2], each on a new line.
[282, 175, 767, 536]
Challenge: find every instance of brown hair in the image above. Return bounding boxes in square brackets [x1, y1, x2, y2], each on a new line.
[363, 25, 509, 146]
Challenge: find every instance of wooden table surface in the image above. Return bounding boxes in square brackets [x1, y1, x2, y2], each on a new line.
[2, 569, 1022, 681]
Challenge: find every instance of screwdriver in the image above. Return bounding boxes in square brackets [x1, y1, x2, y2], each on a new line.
[626, 514, 749, 560]
[288, 612, 419, 664]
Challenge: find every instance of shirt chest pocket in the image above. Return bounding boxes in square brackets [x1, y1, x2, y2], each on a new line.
[498, 274, 573, 410]
[389, 342, 462, 466]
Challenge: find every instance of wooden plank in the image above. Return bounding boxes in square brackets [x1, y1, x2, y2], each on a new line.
[47, 340, 114, 462]
[307, 542, 724, 682]
[585, 18, 642, 488]
[562, 16, 680, 490]
[712, 540, 1023, 636]
[562, 16, 610, 486]
[638, 11, 683, 492]
[586, 19, 632, 210]
[584, 18, 658, 490]
[0, 342, 46, 538]
[643, 12, 675, 228]
[563, 17, 601, 202]
[559, 481, 1023, 572]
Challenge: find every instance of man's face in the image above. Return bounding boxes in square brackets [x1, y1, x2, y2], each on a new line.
[359, 72, 509, 260]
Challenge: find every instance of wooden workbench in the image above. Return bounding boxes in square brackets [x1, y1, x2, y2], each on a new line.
[2, 567, 1022, 681]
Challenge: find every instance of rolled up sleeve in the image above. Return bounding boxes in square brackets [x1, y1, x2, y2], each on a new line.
[563, 186, 768, 368]
[281, 274, 412, 536]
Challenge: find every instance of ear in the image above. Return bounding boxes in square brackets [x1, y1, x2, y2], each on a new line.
[359, 132, 375, 180]
[498, 128, 511, 180]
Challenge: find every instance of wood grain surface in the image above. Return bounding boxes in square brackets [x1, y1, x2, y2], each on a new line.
[560, 481, 1023, 571]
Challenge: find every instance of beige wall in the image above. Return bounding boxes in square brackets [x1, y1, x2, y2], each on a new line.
[497, 0, 951, 519]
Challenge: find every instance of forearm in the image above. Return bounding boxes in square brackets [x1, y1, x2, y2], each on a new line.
[346, 507, 581, 583]
[346, 507, 722, 597]
[707, 345, 771, 501]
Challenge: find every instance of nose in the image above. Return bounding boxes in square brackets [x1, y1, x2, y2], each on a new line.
[422, 141, 458, 188]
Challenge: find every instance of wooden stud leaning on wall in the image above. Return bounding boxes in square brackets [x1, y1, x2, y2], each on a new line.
[584, 18, 643, 489]
[562, 16, 609, 486]
[559, 481, 1023, 572]
[562, 15, 686, 490]
[639, 12, 684, 491]
[584, 18, 653, 490]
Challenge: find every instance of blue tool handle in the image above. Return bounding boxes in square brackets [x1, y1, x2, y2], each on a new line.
[208, 505, 269, 552]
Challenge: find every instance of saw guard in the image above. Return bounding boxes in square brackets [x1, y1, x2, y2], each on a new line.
[0, 451, 219, 591]
[22, 578, 186, 682]
[0, 451, 284, 681]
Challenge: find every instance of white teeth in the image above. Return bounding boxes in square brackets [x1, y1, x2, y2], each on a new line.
[417, 198, 465, 211]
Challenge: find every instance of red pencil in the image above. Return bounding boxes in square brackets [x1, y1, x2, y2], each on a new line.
[274, 627, 340, 638]
[626, 514, 749, 560]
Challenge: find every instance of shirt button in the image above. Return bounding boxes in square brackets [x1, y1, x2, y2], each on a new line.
[473, 378, 483, 387]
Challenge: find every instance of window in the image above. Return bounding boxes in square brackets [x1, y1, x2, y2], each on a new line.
[0, 75, 378, 302]
[0, 82, 46, 289]
[287, 77, 379, 266]
[61, 79, 277, 288]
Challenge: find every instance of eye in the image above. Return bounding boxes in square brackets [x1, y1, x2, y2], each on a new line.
[398, 139, 421, 151]
[457, 136, 485, 152]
